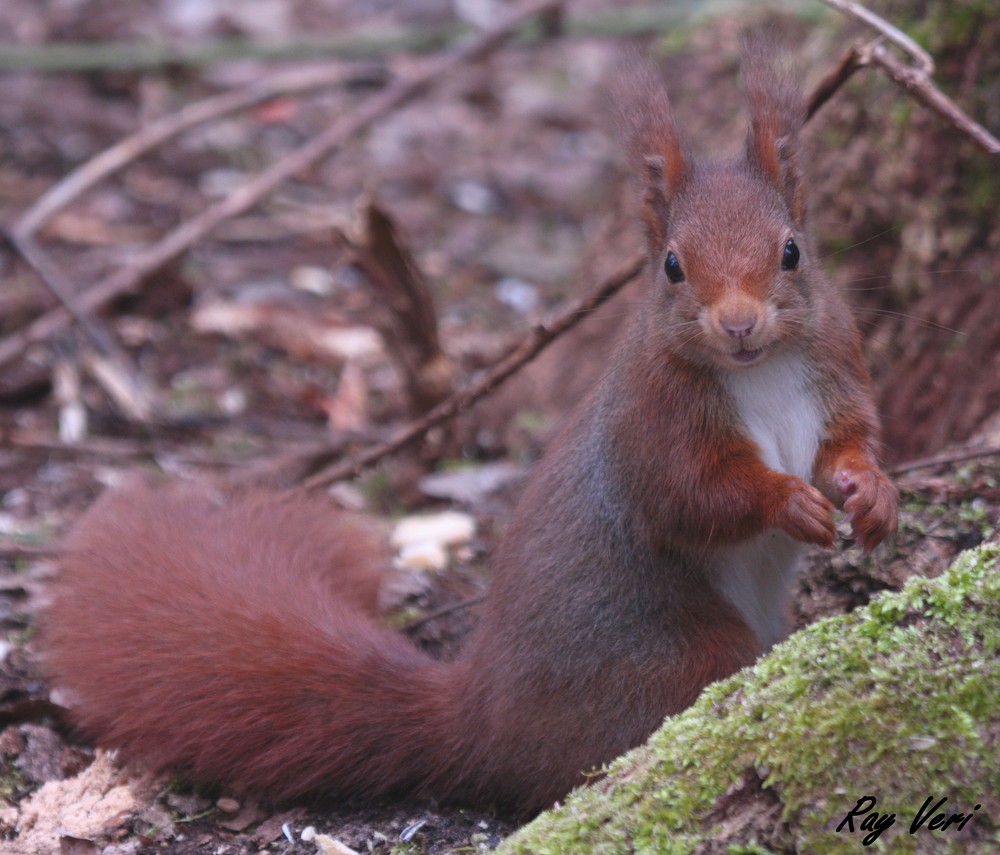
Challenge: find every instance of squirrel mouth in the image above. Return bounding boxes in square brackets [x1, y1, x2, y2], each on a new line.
[730, 347, 764, 365]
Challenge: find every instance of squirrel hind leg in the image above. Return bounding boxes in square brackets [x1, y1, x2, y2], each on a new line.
[671, 589, 763, 707]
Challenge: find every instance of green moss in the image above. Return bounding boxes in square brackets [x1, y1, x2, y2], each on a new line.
[957, 501, 995, 540]
[357, 468, 402, 514]
[965, 157, 1000, 219]
[515, 410, 548, 436]
[501, 544, 1000, 854]
[905, 0, 995, 54]
[0, 765, 26, 801]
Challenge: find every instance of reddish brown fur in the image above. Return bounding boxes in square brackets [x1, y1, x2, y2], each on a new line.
[43, 50, 897, 818]
[47, 484, 469, 802]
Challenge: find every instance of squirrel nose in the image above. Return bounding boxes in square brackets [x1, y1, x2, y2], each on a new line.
[721, 317, 756, 339]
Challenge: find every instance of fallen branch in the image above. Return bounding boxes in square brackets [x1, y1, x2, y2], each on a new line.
[404, 595, 484, 632]
[805, 41, 866, 120]
[300, 254, 645, 490]
[820, 0, 933, 74]
[13, 64, 387, 240]
[819, 0, 1000, 156]
[866, 43, 1000, 157]
[4, 230, 120, 359]
[0, 543, 59, 561]
[892, 443, 1000, 476]
[0, 31, 458, 74]
[0, 0, 562, 372]
[0, 6, 720, 74]
[4, 230, 155, 422]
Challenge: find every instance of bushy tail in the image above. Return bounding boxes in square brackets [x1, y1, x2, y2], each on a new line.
[44, 484, 467, 803]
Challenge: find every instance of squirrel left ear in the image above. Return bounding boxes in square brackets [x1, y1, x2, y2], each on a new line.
[615, 56, 688, 262]
[741, 39, 807, 224]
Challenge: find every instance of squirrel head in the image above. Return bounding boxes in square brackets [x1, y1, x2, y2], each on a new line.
[622, 44, 819, 371]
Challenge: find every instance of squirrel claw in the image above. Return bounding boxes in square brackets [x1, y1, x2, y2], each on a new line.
[778, 478, 837, 548]
[837, 467, 899, 553]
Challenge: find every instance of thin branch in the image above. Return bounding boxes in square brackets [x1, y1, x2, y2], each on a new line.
[891, 443, 1000, 476]
[4, 230, 119, 358]
[4, 431, 159, 459]
[819, 0, 933, 74]
[0, 0, 562, 372]
[805, 41, 866, 120]
[818, 0, 999, 157]
[0, 31, 459, 74]
[4, 230, 155, 423]
[0, 543, 60, 561]
[12, 64, 386, 240]
[0, 6, 717, 74]
[867, 43, 1000, 157]
[403, 596, 484, 632]
[300, 254, 646, 490]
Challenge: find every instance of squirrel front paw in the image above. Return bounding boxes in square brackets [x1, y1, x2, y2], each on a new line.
[774, 477, 836, 547]
[835, 466, 898, 554]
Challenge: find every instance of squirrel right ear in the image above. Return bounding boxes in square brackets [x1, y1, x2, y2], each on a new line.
[741, 39, 807, 223]
[615, 58, 687, 256]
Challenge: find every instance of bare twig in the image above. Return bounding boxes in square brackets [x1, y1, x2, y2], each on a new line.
[404, 595, 484, 632]
[0, 31, 459, 74]
[0, 543, 59, 561]
[4, 431, 159, 459]
[818, 0, 1000, 156]
[52, 358, 87, 443]
[81, 349, 156, 423]
[819, 0, 934, 74]
[0, 0, 562, 372]
[867, 43, 1000, 157]
[892, 443, 1000, 476]
[12, 64, 384, 240]
[0, 6, 721, 74]
[4, 230, 155, 423]
[805, 41, 866, 120]
[4, 230, 119, 358]
[301, 254, 645, 490]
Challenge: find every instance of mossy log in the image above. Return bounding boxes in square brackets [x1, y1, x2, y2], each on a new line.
[502, 544, 1000, 854]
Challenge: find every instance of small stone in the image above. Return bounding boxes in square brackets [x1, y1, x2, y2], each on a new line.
[215, 797, 240, 814]
[290, 266, 335, 296]
[494, 277, 539, 314]
[198, 168, 247, 197]
[450, 179, 502, 215]
[395, 542, 448, 573]
[313, 835, 361, 855]
[390, 511, 476, 550]
[419, 461, 527, 504]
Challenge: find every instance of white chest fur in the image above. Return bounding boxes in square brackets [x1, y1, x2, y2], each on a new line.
[721, 350, 823, 481]
[712, 351, 825, 650]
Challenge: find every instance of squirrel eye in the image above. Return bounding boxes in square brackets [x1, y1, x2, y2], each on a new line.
[664, 251, 685, 283]
[782, 238, 800, 271]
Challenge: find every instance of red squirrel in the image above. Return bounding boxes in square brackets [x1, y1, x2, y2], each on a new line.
[43, 49, 898, 817]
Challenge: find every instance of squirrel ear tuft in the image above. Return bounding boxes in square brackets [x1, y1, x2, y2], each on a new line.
[613, 54, 687, 254]
[741, 37, 807, 222]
